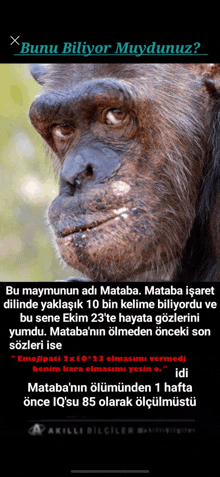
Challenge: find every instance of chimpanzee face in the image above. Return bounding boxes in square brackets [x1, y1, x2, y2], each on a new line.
[29, 64, 220, 281]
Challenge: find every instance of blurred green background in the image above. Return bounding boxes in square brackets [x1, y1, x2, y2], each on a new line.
[0, 64, 82, 281]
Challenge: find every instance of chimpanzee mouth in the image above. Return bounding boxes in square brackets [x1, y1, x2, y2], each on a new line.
[58, 206, 131, 238]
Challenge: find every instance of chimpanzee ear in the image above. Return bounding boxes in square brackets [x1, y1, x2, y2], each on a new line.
[188, 63, 220, 78]
[29, 64, 50, 85]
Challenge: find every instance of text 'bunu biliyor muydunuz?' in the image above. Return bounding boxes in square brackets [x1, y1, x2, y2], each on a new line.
[18, 42, 202, 57]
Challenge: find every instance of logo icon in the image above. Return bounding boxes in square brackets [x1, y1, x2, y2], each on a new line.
[28, 423, 46, 436]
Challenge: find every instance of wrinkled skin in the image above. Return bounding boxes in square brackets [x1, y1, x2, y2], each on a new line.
[29, 64, 220, 281]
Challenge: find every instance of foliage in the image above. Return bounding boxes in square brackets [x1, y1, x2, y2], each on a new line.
[0, 64, 82, 281]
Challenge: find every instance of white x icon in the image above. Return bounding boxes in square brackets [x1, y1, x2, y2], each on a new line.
[10, 36, 20, 46]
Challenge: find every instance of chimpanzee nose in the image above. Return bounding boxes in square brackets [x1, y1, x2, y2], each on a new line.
[59, 143, 122, 194]
[61, 153, 92, 187]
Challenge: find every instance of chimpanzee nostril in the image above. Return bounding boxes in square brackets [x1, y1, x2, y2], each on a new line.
[86, 164, 93, 176]
[72, 165, 93, 190]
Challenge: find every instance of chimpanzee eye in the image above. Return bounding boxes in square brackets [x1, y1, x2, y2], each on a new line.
[52, 124, 74, 139]
[105, 109, 126, 125]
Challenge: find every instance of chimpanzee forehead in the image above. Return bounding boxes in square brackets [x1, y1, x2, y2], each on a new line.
[41, 64, 204, 112]
[42, 64, 146, 90]
[41, 64, 202, 97]
[46, 64, 194, 90]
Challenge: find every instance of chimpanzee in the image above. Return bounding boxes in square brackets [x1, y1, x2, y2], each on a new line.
[29, 63, 220, 281]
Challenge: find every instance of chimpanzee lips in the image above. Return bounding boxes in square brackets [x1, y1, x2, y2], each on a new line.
[57, 207, 131, 238]
[60, 219, 110, 237]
